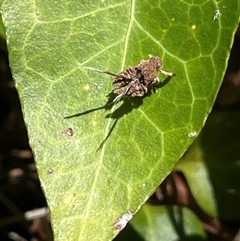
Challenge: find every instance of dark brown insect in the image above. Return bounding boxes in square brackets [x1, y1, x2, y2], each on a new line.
[86, 55, 175, 104]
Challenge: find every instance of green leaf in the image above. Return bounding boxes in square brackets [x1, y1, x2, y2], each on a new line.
[129, 204, 206, 241]
[1, 0, 239, 240]
[0, 14, 7, 51]
[175, 111, 240, 220]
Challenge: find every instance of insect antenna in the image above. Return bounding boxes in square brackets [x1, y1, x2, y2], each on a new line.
[84, 67, 118, 77]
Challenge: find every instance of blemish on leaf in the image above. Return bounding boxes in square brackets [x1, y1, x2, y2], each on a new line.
[214, 10, 221, 20]
[47, 168, 54, 175]
[62, 128, 74, 136]
[92, 120, 97, 126]
[63, 193, 76, 205]
[191, 25, 196, 30]
[188, 131, 197, 138]
[114, 211, 133, 231]
[84, 84, 90, 90]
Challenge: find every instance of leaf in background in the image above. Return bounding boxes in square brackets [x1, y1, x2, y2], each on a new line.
[0, 12, 6, 52]
[1, 0, 239, 240]
[175, 111, 240, 220]
[129, 204, 206, 241]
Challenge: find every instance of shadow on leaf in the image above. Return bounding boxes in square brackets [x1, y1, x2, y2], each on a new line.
[64, 76, 173, 150]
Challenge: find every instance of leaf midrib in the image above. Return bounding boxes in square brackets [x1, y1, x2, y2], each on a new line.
[77, 0, 136, 238]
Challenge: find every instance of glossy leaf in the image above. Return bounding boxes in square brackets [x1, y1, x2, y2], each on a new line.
[1, 0, 239, 240]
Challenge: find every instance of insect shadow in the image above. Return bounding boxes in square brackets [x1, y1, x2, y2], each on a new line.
[64, 75, 173, 151]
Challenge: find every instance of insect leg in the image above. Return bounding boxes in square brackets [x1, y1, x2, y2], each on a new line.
[159, 69, 175, 77]
[112, 81, 135, 104]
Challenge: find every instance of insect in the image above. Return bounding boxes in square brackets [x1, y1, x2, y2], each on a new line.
[85, 55, 175, 104]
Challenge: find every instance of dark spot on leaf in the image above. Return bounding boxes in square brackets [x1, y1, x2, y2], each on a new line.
[62, 128, 74, 136]
[47, 168, 54, 175]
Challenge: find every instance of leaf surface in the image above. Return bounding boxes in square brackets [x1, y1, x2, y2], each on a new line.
[1, 0, 239, 240]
